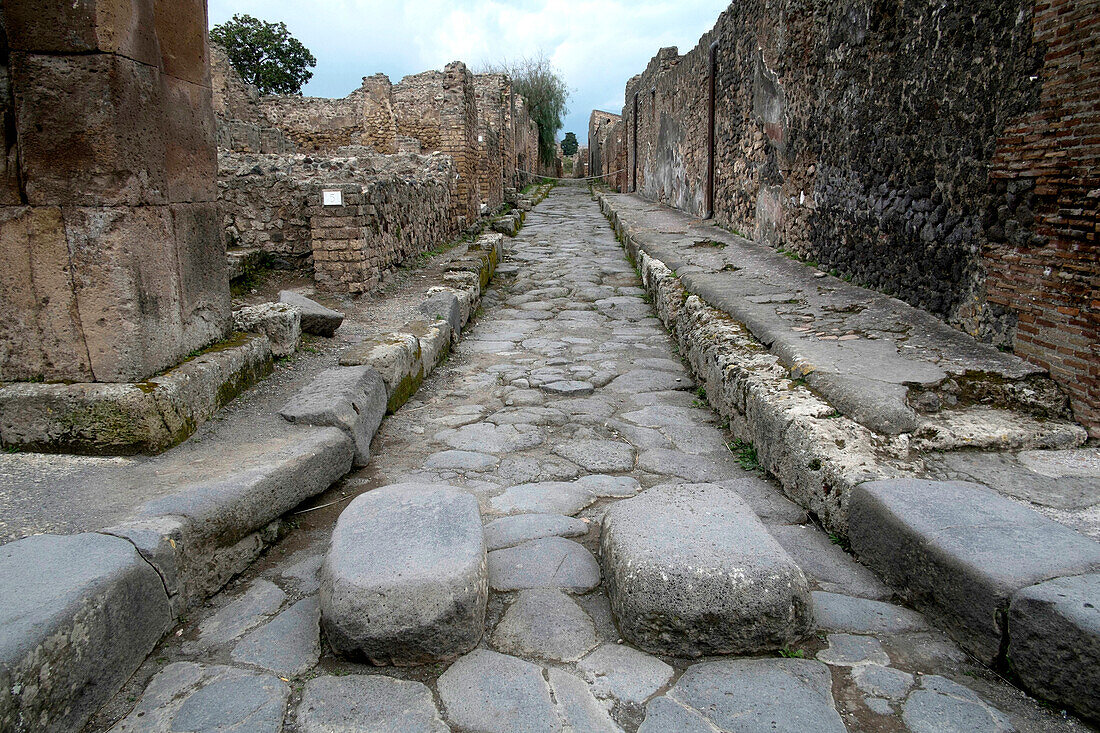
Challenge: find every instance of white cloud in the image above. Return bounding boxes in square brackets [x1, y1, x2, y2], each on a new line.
[208, 0, 729, 137]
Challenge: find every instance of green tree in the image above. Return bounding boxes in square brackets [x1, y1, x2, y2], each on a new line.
[483, 54, 570, 166]
[560, 132, 579, 157]
[210, 14, 316, 95]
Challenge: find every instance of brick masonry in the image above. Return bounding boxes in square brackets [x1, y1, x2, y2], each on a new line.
[595, 0, 1098, 436]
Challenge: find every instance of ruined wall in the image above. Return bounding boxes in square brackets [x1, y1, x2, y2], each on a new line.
[474, 74, 509, 211]
[259, 75, 398, 154]
[588, 110, 625, 188]
[0, 0, 230, 383]
[514, 96, 539, 186]
[393, 62, 479, 228]
[210, 44, 293, 154]
[618, 0, 1098, 434]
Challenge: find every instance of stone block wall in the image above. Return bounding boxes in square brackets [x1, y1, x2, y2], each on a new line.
[589, 111, 627, 191]
[514, 96, 539, 186]
[210, 44, 293, 154]
[475, 73, 511, 211]
[259, 74, 398, 154]
[0, 0, 230, 383]
[393, 62, 479, 229]
[610, 0, 1098, 435]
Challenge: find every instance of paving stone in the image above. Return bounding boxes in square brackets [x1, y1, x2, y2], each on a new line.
[279, 366, 386, 466]
[541, 380, 595, 396]
[1008, 573, 1100, 720]
[660, 658, 846, 733]
[812, 591, 929, 634]
[424, 449, 500, 470]
[488, 537, 601, 593]
[851, 664, 915, 700]
[280, 290, 344, 336]
[231, 597, 320, 677]
[320, 484, 487, 664]
[437, 649, 559, 733]
[850, 478, 1100, 662]
[552, 439, 635, 472]
[601, 484, 812, 656]
[490, 480, 597, 516]
[608, 369, 691, 393]
[717, 477, 809, 525]
[901, 675, 1014, 733]
[638, 696, 719, 733]
[865, 696, 894, 715]
[0, 533, 173, 733]
[483, 513, 590, 550]
[277, 553, 323, 593]
[111, 662, 289, 733]
[817, 633, 891, 667]
[635, 448, 734, 483]
[578, 643, 674, 705]
[195, 579, 286, 649]
[492, 588, 597, 662]
[297, 675, 447, 733]
[547, 668, 623, 733]
[769, 523, 892, 600]
[435, 422, 545, 453]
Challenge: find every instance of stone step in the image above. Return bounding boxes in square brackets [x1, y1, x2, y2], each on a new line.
[320, 483, 488, 665]
[600, 483, 814, 656]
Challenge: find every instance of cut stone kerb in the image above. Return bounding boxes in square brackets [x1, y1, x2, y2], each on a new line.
[601, 483, 814, 657]
[320, 483, 488, 665]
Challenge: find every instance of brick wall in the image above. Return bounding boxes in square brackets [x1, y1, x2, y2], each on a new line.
[514, 96, 539, 186]
[474, 74, 509, 211]
[605, 0, 1098, 435]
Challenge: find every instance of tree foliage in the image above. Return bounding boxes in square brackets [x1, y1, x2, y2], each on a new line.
[483, 54, 570, 166]
[560, 132, 579, 157]
[210, 14, 316, 95]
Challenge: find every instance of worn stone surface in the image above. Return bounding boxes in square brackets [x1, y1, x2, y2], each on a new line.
[488, 537, 601, 593]
[297, 675, 447, 733]
[901, 676, 1015, 733]
[816, 633, 891, 667]
[547, 667, 623, 733]
[437, 649, 559, 733]
[194, 579, 286, 649]
[231, 597, 321, 677]
[601, 483, 813, 656]
[491, 588, 597, 662]
[321, 483, 487, 664]
[578, 643, 674, 706]
[812, 591, 929, 634]
[279, 366, 387, 466]
[280, 291, 345, 336]
[483, 513, 589, 550]
[234, 302, 301, 357]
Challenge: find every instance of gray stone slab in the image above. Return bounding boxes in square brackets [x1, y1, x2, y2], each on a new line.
[437, 649, 560, 733]
[769, 523, 892, 599]
[608, 369, 691, 393]
[638, 696, 720, 733]
[419, 290, 462, 338]
[578, 643, 674, 706]
[1008, 573, 1100, 721]
[717, 477, 809, 525]
[488, 537, 601, 593]
[547, 668, 623, 733]
[277, 552, 323, 593]
[849, 478, 1100, 662]
[490, 480, 597, 516]
[851, 664, 914, 700]
[601, 484, 813, 656]
[111, 662, 289, 733]
[195, 578, 286, 649]
[233, 302, 301, 357]
[576, 474, 642, 497]
[552, 439, 635, 472]
[0, 533, 173, 733]
[297, 675, 447, 733]
[279, 366, 386, 466]
[662, 658, 846, 733]
[541, 380, 595, 396]
[434, 422, 545, 453]
[280, 290, 344, 336]
[424, 449, 500, 470]
[636, 448, 737, 483]
[492, 588, 597, 662]
[320, 484, 487, 664]
[232, 597, 320, 677]
[812, 591, 929, 634]
[901, 675, 1014, 733]
[816, 633, 891, 667]
[484, 513, 590, 551]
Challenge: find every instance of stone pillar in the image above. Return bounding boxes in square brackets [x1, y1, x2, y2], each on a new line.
[0, 0, 230, 383]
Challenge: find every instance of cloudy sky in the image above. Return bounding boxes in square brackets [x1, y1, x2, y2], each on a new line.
[208, 0, 729, 142]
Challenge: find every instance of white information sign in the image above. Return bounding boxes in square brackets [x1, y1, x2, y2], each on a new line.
[322, 189, 343, 206]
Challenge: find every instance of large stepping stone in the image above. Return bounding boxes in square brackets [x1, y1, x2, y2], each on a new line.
[298, 675, 447, 733]
[601, 484, 813, 656]
[437, 649, 559, 733]
[1008, 573, 1100, 721]
[488, 537, 601, 593]
[320, 483, 487, 664]
[280, 290, 344, 336]
[849, 479, 1100, 662]
[279, 366, 386, 466]
[640, 659, 846, 733]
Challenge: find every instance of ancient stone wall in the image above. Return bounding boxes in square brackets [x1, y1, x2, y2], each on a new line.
[209, 45, 293, 154]
[393, 63, 479, 228]
[474, 74, 509, 211]
[259, 74, 398, 154]
[614, 0, 1098, 435]
[514, 96, 539, 186]
[0, 0, 230, 383]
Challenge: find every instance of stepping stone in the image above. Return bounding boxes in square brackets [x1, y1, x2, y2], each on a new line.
[816, 633, 890, 667]
[541, 380, 595, 396]
[424, 449, 500, 470]
[280, 290, 344, 336]
[232, 597, 321, 677]
[279, 366, 387, 466]
[552, 439, 635, 472]
[437, 649, 558, 733]
[320, 484, 487, 664]
[111, 662, 289, 733]
[812, 591, 928, 634]
[483, 513, 589, 550]
[547, 668, 623, 733]
[488, 537, 600, 593]
[434, 422, 544, 453]
[298, 675, 447, 733]
[490, 480, 597, 516]
[849, 478, 1100, 662]
[601, 484, 813, 656]
[901, 675, 1014, 733]
[578, 643, 674, 705]
[492, 588, 597, 662]
[642, 659, 846, 733]
[1008, 573, 1100, 721]
[193, 580, 286, 649]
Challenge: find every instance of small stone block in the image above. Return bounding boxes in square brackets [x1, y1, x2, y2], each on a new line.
[279, 366, 387, 466]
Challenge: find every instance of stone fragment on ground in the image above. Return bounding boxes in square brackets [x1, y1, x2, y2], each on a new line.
[279, 290, 344, 336]
[233, 302, 301, 356]
[279, 365, 386, 466]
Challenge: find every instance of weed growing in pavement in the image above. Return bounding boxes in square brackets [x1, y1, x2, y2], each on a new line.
[726, 439, 760, 471]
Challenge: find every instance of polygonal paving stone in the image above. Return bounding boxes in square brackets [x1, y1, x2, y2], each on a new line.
[231, 597, 320, 677]
[491, 588, 597, 662]
[490, 480, 597, 516]
[901, 676, 1014, 733]
[434, 422, 544, 453]
[488, 537, 600, 593]
[851, 665, 915, 700]
[484, 513, 590, 551]
[437, 649, 559, 733]
[194, 579, 286, 649]
[608, 369, 691, 393]
[812, 592, 929, 634]
[578, 643, 674, 706]
[816, 634, 891, 667]
[552, 439, 635, 472]
[297, 675, 447, 733]
[541, 380, 595, 396]
[547, 668, 623, 733]
[424, 450, 500, 470]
